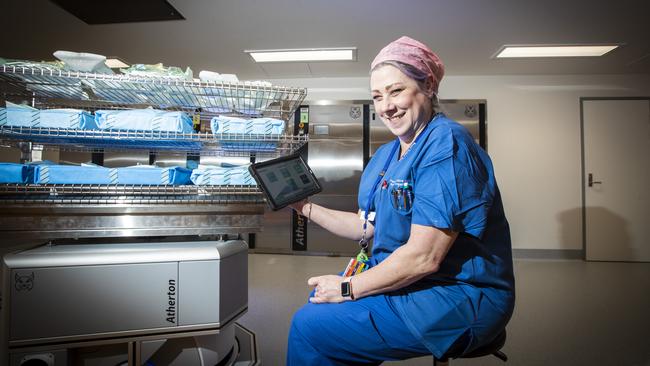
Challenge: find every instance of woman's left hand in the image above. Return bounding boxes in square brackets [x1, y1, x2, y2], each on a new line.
[308, 275, 347, 303]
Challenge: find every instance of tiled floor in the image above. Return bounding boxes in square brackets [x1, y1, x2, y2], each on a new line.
[238, 254, 650, 366]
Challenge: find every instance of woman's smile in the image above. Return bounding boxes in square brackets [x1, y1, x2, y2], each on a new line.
[385, 113, 405, 122]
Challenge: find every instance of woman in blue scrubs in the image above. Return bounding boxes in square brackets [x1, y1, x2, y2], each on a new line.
[287, 36, 515, 365]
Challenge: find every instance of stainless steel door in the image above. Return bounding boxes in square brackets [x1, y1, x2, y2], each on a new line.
[307, 104, 364, 255]
[442, 100, 483, 148]
[369, 105, 394, 158]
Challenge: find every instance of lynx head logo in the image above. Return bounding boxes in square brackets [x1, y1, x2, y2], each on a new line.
[15, 272, 35, 291]
[464, 105, 478, 119]
[349, 106, 362, 120]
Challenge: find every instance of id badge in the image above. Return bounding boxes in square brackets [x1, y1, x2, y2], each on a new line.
[343, 256, 368, 276]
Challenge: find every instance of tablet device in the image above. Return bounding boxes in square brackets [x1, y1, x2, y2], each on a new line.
[249, 153, 322, 210]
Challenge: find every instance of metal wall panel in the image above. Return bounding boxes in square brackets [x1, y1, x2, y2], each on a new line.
[0, 147, 21, 163]
[103, 151, 149, 168]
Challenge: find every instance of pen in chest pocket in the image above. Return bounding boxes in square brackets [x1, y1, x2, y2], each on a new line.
[402, 184, 410, 210]
[391, 188, 399, 209]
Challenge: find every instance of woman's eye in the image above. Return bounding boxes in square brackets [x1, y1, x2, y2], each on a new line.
[390, 89, 403, 96]
[372, 95, 382, 101]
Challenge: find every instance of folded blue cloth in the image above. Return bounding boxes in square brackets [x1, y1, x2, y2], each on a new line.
[0, 107, 97, 129]
[95, 109, 193, 133]
[0, 163, 33, 183]
[210, 116, 285, 135]
[190, 164, 256, 186]
[116, 166, 192, 185]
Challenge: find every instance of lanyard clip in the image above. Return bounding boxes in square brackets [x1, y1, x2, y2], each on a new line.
[358, 223, 369, 259]
[358, 237, 369, 253]
[357, 238, 369, 262]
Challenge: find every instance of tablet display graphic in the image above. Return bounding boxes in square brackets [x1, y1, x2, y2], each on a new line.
[249, 154, 321, 210]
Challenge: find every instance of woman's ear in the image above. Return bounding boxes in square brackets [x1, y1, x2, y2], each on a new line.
[423, 78, 435, 98]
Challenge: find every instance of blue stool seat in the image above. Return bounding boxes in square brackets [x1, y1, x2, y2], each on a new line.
[434, 330, 508, 365]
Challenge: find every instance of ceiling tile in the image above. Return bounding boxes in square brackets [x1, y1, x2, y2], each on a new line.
[259, 63, 312, 79]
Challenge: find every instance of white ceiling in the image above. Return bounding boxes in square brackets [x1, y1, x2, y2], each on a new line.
[3, 0, 649, 80]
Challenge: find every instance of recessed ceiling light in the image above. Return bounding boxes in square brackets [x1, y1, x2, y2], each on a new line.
[495, 44, 619, 58]
[105, 58, 130, 68]
[245, 48, 357, 63]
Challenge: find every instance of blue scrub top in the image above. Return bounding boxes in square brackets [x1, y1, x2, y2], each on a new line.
[358, 113, 515, 357]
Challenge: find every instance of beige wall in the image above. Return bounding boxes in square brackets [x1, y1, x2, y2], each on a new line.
[269, 74, 650, 251]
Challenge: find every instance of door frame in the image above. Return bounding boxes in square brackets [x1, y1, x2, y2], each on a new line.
[579, 96, 650, 260]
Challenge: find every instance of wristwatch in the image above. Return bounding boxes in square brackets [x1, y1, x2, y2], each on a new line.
[340, 278, 354, 300]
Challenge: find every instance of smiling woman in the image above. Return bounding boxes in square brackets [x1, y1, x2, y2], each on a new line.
[286, 36, 515, 365]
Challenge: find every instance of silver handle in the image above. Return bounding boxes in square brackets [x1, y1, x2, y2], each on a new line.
[588, 173, 602, 187]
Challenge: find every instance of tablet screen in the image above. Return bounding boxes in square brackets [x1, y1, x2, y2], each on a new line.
[249, 154, 321, 210]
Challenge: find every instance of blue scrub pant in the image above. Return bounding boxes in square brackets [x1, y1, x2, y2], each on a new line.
[287, 293, 431, 366]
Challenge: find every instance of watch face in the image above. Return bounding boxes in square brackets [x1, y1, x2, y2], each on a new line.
[341, 281, 351, 297]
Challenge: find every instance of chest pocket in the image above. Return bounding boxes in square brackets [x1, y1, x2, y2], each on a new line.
[388, 178, 414, 215]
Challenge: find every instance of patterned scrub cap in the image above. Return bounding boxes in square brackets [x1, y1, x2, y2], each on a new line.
[371, 36, 445, 95]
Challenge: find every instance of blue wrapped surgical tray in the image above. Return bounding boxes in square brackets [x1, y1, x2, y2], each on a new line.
[0, 107, 97, 129]
[94, 109, 194, 133]
[33, 164, 113, 184]
[115, 166, 192, 185]
[210, 116, 284, 153]
[0, 163, 34, 183]
[210, 115, 284, 135]
[190, 164, 256, 186]
[32, 163, 192, 185]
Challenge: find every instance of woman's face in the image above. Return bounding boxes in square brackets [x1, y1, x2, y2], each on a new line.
[370, 65, 433, 143]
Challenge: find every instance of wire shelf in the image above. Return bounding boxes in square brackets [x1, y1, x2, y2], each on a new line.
[0, 125, 308, 156]
[0, 65, 307, 119]
[0, 183, 265, 205]
[0, 64, 302, 210]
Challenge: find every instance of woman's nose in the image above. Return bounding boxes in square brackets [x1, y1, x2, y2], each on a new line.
[378, 98, 396, 116]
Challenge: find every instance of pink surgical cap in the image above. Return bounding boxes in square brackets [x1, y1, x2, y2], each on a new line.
[371, 36, 445, 95]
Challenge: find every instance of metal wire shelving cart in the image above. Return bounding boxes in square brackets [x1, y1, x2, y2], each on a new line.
[0, 64, 307, 239]
[0, 63, 307, 366]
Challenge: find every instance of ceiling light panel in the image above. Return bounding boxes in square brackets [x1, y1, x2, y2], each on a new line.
[495, 45, 619, 58]
[246, 48, 357, 63]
